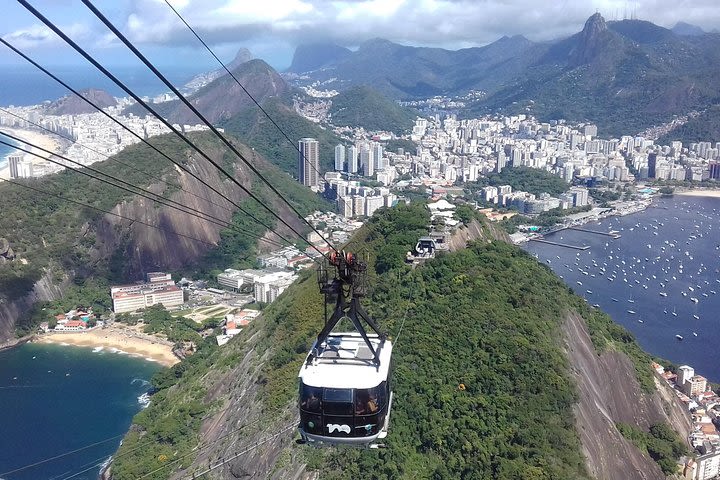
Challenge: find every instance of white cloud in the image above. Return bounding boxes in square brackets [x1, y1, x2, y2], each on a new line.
[2, 23, 92, 50]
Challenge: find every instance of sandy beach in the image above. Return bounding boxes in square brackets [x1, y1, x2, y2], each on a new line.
[675, 189, 720, 198]
[0, 127, 65, 179]
[35, 324, 179, 366]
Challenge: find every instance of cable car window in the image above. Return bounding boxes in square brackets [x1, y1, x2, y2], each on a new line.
[355, 383, 386, 415]
[299, 384, 322, 413]
[323, 388, 353, 415]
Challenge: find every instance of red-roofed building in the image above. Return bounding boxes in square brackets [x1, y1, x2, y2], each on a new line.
[55, 320, 86, 331]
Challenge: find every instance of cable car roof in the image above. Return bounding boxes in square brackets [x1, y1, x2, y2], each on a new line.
[299, 333, 392, 389]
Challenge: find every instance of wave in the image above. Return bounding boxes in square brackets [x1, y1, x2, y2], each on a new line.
[130, 378, 150, 387]
[92, 346, 104, 353]
[137, 392, 151, 409]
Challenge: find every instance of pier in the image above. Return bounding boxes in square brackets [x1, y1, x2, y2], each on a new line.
[529, 238, 590, 250]
[567, 227, 622, 238]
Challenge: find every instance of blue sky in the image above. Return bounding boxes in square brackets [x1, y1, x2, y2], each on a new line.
[1, 0, 718, 72]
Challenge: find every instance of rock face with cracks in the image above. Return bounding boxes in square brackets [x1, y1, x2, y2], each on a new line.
[564, 312, 691, 480]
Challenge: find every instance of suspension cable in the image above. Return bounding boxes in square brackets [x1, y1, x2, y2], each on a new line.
[0, 136, 286, 250]
[0, 105, 235, 214]
[80, 0, 337, 253]
[17, 1, 332, 257]
[0, 37, 290, 248]
[0, 178, 214, 246]
[161, 0, 326, 182]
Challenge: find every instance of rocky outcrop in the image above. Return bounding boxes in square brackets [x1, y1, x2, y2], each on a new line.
[0, 237, 15, 262]
[48, 88, 117, 115]
[0, 268, 67, 342]
[448, 218, 511, 251]
[564, 313, 692, 480]
[166, 59, 289, 125]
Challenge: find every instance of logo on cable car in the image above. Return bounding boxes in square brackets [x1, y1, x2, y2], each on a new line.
[327, 423, 351, 434]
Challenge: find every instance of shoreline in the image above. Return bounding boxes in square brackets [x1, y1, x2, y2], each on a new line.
[675, 189, 720, 198]
[34, 325, 179, 367]
[0, 127, 65, 179]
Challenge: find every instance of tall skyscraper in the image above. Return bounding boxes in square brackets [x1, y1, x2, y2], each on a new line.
[8, 154, 22, 179]
[298, 138, 320, 187]
[359, 144, 374, 177]
[495, 151, 506, 173]
[647, 152, 657, 179]
[334, 144, 345, 172]
[372, 143, 383, 169]
[346, 145, 358, 173]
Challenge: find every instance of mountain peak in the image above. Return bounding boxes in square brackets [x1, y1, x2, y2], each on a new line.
[583, 13, 608, 37]
[672, 21, 705, 36]
[568, 13, 615, 67]
[227, 48, 254, 71]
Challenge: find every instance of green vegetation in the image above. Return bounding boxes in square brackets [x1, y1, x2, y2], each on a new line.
[657, 104, 720, 146]
[469, 166, 570, 197]
[221, 97, 341, 175]
[2, 129, 327, 335]
[658, 186, 675, 197]
[0, 133, 194, 315]
[110, 202, 665, 479]
[18, 278, 112, 335]
[589, 188, 621, 204]
[328, 85, 416, 134]
[616, 422, 688, 474]
[384, 138, 416, 155]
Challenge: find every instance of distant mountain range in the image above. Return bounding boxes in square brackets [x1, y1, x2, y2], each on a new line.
[286, 14, 720, 140]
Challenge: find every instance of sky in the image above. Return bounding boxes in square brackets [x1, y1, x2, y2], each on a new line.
[0, 0, 719, 72]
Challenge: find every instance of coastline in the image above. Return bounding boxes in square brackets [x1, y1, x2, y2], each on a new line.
[675, 189, 720, 198]
[0, 127, 65, 179]
[34, 324, 179, 367]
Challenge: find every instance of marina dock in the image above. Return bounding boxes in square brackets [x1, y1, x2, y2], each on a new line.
[529, 238, 590, 250]
[567, 226, 622, 238]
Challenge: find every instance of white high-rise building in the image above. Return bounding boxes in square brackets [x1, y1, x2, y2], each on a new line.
[8, 154, 22, 179]
[334, 144, 345, 171]
[359, 145, 374, 177]
[372, 143, 383, 169]
[678, 365, 695, 386]
[298, 138, 320, 187]
[346, 145, 358, 173]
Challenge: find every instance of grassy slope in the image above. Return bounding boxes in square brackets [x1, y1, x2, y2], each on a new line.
[111, 203, 659, 479]
[328, 85, 416, 134]
[221, 97, 340, 175]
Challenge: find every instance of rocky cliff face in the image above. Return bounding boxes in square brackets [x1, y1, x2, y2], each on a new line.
[564, 313, 691, 480]
[48, 88, 117, 115]
[0, 268, 67, 342]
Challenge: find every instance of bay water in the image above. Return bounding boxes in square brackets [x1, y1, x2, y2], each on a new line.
[525, 194, 720, 381]
[0, 343, 159, 480]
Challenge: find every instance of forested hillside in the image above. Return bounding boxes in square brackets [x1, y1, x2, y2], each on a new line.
[108, 202, 681, 479]
[0, 131, 327, 338]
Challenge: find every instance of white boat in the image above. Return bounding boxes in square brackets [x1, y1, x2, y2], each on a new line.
[586, 290, 593, 294]
[690, 297, 699, 303]
[627, 310, 636, 314]
[693, 315, 700, 320]
[675, 335, 683, 341]
[576, 281, 583, 286]
[693, 332, 698, 337]
[659, 292, 667, 297]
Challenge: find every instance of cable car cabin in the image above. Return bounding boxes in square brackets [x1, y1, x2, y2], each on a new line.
[406, 236, 437, 264]
[414, 237, 436, 258]
[298, 332, 393, 446]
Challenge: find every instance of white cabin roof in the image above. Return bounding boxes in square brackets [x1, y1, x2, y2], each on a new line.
[298, 333, 392, 389]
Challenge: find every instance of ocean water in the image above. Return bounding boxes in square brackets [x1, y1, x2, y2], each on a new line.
[525, 195, 720, 381]
[0, 64, 199, 107]
[0, 343, 160, 480]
